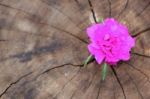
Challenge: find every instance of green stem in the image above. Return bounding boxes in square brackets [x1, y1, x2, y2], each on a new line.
[102, 63, 108, 81]
[84, 55, 93, 67]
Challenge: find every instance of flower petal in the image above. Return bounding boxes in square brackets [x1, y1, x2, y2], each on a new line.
[86, 18, 135, 65]
[86, 24, 100, 39]
[88, 44, 105, 64]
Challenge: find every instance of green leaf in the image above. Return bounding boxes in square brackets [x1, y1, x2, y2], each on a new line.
[98, 17, 104, 23]
[102, 63, 108, 81]
[84, 55, 93, 67]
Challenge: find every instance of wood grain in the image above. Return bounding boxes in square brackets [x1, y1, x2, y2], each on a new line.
[0, 0, 149, 99]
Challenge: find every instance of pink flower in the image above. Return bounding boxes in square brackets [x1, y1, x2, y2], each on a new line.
[87, 18, 135, 65]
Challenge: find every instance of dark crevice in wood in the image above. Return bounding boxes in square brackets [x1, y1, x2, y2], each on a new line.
[87, 0, 97, 23]
[117, 0, 129, 19]
[51, 25, 88, 44]
[126, 70, 144, 99]
[0, 2, 88, 45]
[8, 63, 86, 94]
[111, 66, 126, 99]
[136, 1, 150, 17]
[107, 0, 112, 17]
[41, 63, 83, 75]
[28, 18, 88, 45]
[36, 63, 83, 81]
[131, 52, 150, 58]
[125, 62, 150, 83]
[132, 27, 150, 37]
[38, 20, 88, 45]
[27, 18, 88, 44]
[0, 72, 32, 98]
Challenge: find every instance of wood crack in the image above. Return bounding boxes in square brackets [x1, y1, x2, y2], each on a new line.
[111, 66, 126, 99]
[40, 63, 83, 75]
[87, 0, 97, 23]
[0, 2, 88, 45]
[131, 52, 150, 58]
[51, 25, 88, 44]
[30, 63, 86, 84]
[0, 72, 32, 98]
[0, 63, 83, 98]
[132, 27, 150, 37]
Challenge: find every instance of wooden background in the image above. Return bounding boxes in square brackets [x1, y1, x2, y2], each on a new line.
[0, 0, 150, 99]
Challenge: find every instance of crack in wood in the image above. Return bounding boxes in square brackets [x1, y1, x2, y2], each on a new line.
[29, 63, 85, 84]
[55, 63, 98, 99]
[0, 72, 32, 98]
[125, 70, 144, 99]
[131, 52, 150, 58]
[132, 27, 150, 37]
[40, 63, 83, 75]
[111, 66, 126, 99]
[0, 2, 88, 46]
[0, 2, 88, 45]
[117, 0, 129, 19]
[125, 62, 150, 83]
[2, 63, 85, 97]
[107, 0, 112, 17]
[87, 0, 97, 23]
[51, 25, 88, 44]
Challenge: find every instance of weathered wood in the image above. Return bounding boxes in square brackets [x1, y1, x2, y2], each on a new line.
[0, 0, 149, 99]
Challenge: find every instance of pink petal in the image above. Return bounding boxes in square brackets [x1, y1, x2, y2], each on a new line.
[86, 24, 100, 39]
[88, 44, 105, 64]
[86, 18, 135, 65]
[126, 36, 135, 47]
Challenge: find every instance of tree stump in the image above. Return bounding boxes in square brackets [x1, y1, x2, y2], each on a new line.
[0, 0, 150, 99]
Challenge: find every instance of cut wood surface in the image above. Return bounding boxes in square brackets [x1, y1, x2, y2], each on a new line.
[0, 0, 150, 99]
